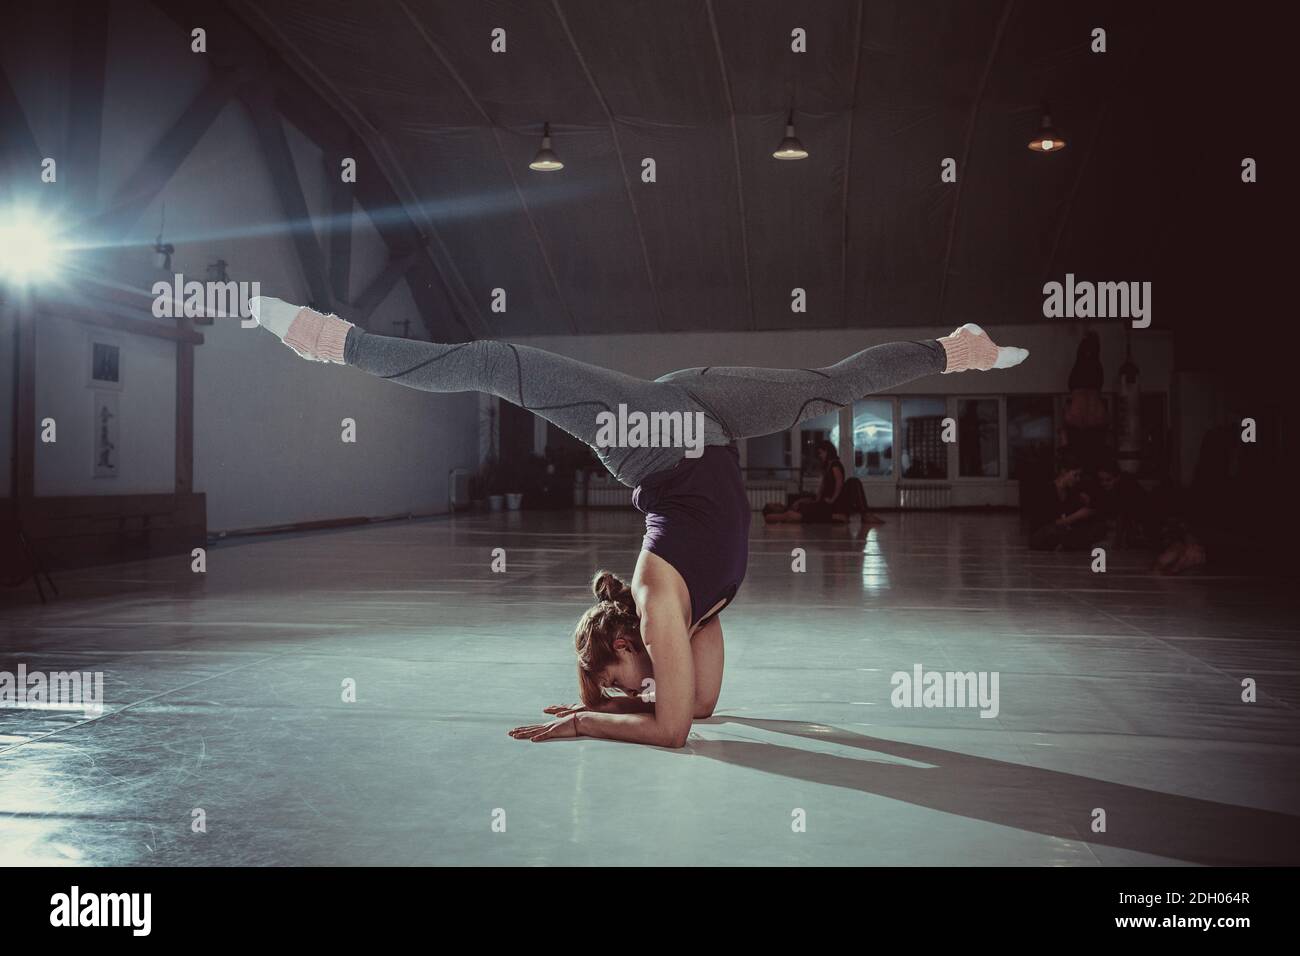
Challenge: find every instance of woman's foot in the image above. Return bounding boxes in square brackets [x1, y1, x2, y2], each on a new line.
[1153, 541, 1183, 574]
[250, 296, 352, 364]
[939, 324, 1029, 373]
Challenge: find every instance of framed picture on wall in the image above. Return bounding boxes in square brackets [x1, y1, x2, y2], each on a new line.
[92, 391, 120, 479]
[87, 334, 123, 390]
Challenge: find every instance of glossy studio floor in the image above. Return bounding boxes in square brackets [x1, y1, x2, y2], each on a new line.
[1, 510, 1297, 867]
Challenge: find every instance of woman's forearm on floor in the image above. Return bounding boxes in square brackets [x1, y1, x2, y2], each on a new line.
[575, 711, 682, 747]
[592, 697, 655, 714]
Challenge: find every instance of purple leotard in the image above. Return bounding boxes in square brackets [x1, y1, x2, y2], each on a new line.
[632, 444, 750, 628]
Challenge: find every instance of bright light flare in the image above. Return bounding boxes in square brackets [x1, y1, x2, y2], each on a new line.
[0, 211, 63, 285]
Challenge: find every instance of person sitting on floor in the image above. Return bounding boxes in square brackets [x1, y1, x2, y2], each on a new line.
[1095, 455, 1152, 548]
[763, 440, 884, 524]
[1028, 455, 1106, 551]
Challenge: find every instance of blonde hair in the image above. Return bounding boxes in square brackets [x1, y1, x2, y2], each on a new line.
[573, 570, 643, 708]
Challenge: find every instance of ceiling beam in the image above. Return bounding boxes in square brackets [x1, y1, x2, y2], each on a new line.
[324, 151, 353, 305]
[395, 0, 578, 335]
[231, 0, 484, 342]
[81, 63, 263, 241]
[352, 252, 416, 327]
[705, 0, 756, 330]
[343, 131, 472, 341]
[0, 62, 41, 179]
[65, 1, 110, 213]
[33, 284, 205, 343]
[151, 0, 477, 342]
[936, 0, 1016, 327]
[241, 85, 334, 312]
[402, 260, 460, 343]
[550, 0, 663, 332]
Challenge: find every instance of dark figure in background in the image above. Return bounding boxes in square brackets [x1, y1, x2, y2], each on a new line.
[1095, 455, 1152, 548]
[1153, 423, 1235, 574]
[1153, 414, 1293, 574]
[1062, 331, 1109, 472]
[763, 440, 882, 524]
[1029, 455, 1106, 551]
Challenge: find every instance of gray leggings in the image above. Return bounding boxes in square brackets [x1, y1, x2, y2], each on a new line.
[343, 328, 947, 487]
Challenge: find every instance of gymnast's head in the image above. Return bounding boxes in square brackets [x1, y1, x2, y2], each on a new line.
[573, 570, 651, 709]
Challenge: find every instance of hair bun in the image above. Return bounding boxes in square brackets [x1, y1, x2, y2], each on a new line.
[591, 569, 632, 606]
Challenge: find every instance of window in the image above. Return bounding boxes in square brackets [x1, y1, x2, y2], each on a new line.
[900, 397, 947, 479]
[744, 431, 790, 477]
[851, 399, 893, 478]
[957, 399, 999, 477]
[1006, 396, 1054, 481]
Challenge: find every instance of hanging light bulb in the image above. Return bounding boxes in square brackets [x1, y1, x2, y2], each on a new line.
[773, 111, 809, 160]
[1028, 107, 1067, 153]
[529, 122, 564, 171]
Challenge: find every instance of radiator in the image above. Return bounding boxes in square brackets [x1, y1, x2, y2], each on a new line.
[897, 483, 951, 510]
[579, 476, 634, 508]
[746, 482, 792, 511]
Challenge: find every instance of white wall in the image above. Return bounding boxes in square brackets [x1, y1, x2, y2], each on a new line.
[5, 0, 478, 529]
[194, 274, 477, 531]
[34, 315, 176, 495]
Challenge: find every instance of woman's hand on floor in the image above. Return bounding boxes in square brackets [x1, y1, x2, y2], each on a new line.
[509, 715, 580, 742]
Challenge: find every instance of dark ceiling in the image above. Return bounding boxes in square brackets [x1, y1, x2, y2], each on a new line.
[223, 0, 1279, 343]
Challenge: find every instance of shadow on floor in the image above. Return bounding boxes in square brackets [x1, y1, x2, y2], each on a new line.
[688, 717, 1300, 866]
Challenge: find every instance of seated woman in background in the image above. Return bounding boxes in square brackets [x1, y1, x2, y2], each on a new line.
[763, 440, 883, 525]
[1094, 455, 1154, 548]
[1028, 454, 1107, 551]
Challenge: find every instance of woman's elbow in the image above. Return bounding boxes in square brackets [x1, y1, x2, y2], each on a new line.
[661, 725, 692, 749]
